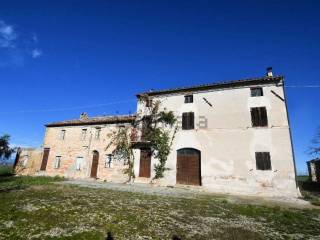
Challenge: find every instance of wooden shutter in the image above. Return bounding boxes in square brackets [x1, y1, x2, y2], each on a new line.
[256, 152, 271, 170]
[251, 107, 268, 127]
[189, 112, 194, 129]
[182, 113, 188, 129]
[260, 107, 268, 126]
[251, 108, 259, 127]
[182, 112, 194, 130]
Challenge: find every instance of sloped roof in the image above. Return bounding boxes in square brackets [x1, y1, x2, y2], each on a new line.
[45, 114, 136, 127]
[137, 75, 284, 97]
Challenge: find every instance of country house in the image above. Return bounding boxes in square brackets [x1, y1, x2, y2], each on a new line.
[15, 68, 300, 197]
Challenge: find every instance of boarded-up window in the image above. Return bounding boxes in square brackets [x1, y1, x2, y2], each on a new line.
[182, 112, 194, 130]
[54, 156, 61, 169]
[76, 157, 83, 171]
[256, 152, 272, 170]
[184, 95, 193, 103]
[251, 87, 263, 97]
[251, 107, 268, 127]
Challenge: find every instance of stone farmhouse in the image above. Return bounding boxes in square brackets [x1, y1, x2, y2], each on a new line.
[15, 68, 300, 197]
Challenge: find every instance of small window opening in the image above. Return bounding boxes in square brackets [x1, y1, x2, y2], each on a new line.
[54, 156, 61, 169]
[184, 95, 193, 103]
[251, 87, 263, 97]
[105, 154, 113, 168]
[81, 129, 87, 140]
[59, 130, 66, 140]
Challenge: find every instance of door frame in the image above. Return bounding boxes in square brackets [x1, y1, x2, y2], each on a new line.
[40, 148, 50, 171]
[90, 150, 99, 178]
[139, 148, 152, 178]
[176, 148, 201, 186]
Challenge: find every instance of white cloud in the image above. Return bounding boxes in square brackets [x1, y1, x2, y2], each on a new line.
[0, 19, 43, 67]
[0, 20, 17, 48]
[31, 48, 42, 58]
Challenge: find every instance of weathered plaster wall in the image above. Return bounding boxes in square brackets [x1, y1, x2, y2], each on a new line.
[133, 82, 300, 198]
[15, 148, 43, 175]
[43, 123, 130, 182]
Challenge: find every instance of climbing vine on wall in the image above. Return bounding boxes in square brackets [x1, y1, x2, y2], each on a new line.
[107, 99, 177, 181]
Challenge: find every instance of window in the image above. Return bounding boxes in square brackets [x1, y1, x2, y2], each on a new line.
[22, 155, 29, 166]
[75, 157, 83, 171]
[145, 98, 152, 107]
[182, 112, 194, 130]
[59, 130, 66, 140]
[184, 95, 193, 103]
[54, 156, 61, 169]
[95, 127, 101, 139]
[105, 154, 113, 168]
[250, 107, 268, 127]
[81, 129, 87, 140]
[256, 152, 271, 170]
[251, 87, 263, 97]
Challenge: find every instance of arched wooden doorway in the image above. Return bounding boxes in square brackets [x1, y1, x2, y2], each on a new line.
[90, 151, 99, 178]
[176, 148, 201, 186]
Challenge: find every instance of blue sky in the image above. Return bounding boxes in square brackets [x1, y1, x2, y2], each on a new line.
[0, 0, 319, 174]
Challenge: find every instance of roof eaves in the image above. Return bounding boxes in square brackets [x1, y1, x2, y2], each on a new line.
[45, 115, 136, 127]
[136, 75, 284, 97]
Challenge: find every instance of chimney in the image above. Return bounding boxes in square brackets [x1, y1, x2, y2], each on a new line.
[266, 67, 273, 77]
[80, 112, 88, 120]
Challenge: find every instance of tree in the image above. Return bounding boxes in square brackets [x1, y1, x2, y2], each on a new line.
[106, 126, 136, 182]
[309, 127, 320, 158]
[0, 134, 15, 163]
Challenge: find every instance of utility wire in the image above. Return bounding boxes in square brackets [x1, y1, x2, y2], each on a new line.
[285, 85, 320, 88]
[0, 85, 319, 115]
[0, 99, 136, 115]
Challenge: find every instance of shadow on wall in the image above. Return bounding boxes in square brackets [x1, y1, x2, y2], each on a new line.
[105, 232, 182, 240]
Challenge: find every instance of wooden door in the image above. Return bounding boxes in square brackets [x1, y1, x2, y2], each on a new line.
[139, 149, 151, 178]
[40, 148, 50, 171]
[90, 151, 99, 178]
[176, 148, 201, 185]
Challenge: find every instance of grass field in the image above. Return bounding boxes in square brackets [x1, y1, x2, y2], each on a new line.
[0, 176, 320, 240]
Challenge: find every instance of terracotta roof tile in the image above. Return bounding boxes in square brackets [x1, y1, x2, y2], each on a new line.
[137, 75, 284, 97]
[45, 114, 136, 127]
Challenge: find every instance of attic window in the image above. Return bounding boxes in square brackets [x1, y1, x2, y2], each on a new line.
[251, 87, 263, 97]
[95, 127, 101, 139]
[184, 95, 193, 103]
[59, 130, 66, 140]
[81, 129, 87, 140]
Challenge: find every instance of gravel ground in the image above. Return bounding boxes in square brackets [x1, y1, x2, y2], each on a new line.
[59, 179, 312, 209]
